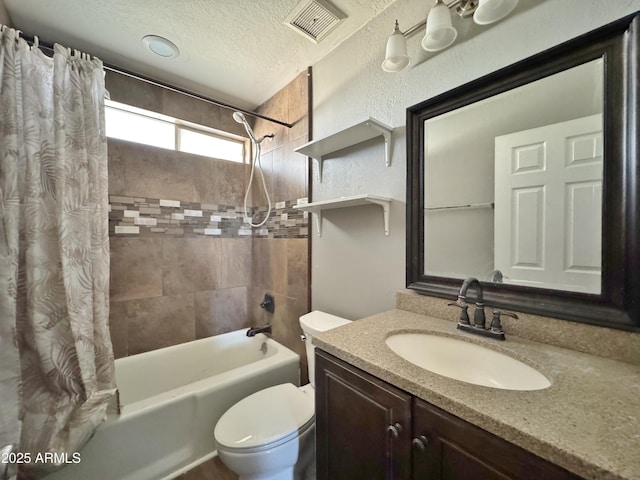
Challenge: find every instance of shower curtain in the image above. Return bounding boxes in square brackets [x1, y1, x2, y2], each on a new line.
[0, 26, 116, 479]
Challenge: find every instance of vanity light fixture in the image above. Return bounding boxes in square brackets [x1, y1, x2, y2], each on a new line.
[381, 0, 519, 72]
[382, 20, 411, 72]
[422, 0, 458, 52]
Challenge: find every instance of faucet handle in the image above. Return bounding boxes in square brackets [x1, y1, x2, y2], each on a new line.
[447, 301, 471, 325]
[490, 310, 518, 332]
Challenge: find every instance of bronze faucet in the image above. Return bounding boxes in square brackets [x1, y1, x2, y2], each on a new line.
[448, 277, 517, 340]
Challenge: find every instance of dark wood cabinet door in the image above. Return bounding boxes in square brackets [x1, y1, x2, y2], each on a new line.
[412, 398, 581, 480]
[315, 350, 412, 480]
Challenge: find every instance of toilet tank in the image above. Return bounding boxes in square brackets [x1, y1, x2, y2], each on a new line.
[299, 310, 351, 387]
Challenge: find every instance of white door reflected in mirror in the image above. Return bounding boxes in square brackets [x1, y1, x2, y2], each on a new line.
[494, 114, 602, 294]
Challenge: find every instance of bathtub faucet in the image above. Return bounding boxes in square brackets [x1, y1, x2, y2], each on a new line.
[246, 325, 272, 337]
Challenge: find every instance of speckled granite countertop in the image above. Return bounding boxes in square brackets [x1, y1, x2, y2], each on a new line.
[313, 309, 640, 480]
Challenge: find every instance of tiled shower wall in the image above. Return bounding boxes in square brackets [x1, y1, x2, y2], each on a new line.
[106, 70, 310, 381]
[249, 70, 312, 383]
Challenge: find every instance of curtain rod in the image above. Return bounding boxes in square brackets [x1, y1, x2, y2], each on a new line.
[22, 34, 294, 129]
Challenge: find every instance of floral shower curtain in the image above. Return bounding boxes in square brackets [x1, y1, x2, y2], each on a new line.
[0, 26, 116, 478]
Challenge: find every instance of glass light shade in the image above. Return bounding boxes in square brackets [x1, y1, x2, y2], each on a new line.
[473, 0, 519, 25]
[142, 35, 180, 59]
[382, 24, 410, 72]
[421, 2, 458, 52]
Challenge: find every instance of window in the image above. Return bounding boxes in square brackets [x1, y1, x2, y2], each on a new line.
[105, 100, 246, 163]
[105, 104, 175, 149]
[178, 127, 244, 162]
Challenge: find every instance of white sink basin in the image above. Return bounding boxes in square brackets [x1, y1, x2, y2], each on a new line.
[385, 333, 551, 391]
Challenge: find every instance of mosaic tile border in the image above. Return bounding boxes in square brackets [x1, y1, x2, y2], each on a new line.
[109, 196, 309, 239]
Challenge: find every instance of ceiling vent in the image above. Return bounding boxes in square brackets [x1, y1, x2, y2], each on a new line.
[284, 0, 346, 43]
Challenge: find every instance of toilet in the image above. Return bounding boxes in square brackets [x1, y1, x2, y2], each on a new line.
[214, 310, 351, 480]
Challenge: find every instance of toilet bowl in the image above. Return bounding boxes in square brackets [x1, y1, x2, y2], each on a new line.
[214, 311, 351, 480]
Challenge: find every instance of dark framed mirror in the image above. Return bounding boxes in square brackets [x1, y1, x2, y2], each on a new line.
[406, 13, 639, 331]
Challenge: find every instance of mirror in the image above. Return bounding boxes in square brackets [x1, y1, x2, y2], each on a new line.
[424, 59, 603, 294]
[407, 14, 639, 331]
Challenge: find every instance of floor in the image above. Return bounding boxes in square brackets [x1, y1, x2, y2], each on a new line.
[179, 456, 238, 480]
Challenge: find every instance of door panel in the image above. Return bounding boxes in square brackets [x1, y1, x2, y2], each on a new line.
[494, 114, 602, 293]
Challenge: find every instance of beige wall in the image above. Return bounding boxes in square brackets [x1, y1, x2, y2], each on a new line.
[106, 71, 310, 367]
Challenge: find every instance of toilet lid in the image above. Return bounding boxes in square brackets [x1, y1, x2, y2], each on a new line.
[214, 383, 314, 451]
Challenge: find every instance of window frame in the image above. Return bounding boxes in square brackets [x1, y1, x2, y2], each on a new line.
[105, 99, 248, 164]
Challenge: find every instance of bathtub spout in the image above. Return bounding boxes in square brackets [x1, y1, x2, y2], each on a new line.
[246, 325, 272, 337]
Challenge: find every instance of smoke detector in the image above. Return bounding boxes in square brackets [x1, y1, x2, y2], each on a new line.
[284, 0, 346, 43]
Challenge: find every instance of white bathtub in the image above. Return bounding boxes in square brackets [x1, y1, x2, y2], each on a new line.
[45, 330, 300, 480]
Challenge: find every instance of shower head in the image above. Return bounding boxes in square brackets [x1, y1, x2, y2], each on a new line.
[233, 112, 274, 144]
[233, 110, 256, 142]
[233, 111, 274, 144]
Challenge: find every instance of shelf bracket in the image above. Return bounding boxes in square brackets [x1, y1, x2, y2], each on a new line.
[313, 157, 323, 183]
[366, 121, 392, 167]
[313, 211, 323, 237]
[368, 198, 391, 236]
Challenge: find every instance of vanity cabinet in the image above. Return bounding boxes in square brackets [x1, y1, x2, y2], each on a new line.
[315, 349, 412, 480]
[412, 398, 581, 480]
[315, 350, 581, 480]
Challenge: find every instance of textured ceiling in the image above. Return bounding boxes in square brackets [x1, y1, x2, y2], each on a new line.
[4, 0, 398, 109]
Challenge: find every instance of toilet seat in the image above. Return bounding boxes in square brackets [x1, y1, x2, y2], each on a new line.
[215, 383, 314, 453]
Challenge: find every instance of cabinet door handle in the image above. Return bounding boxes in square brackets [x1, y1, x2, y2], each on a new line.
[387, 423, 403, 439]
[412, 435, 429, 451]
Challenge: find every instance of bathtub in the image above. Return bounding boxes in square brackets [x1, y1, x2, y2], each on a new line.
[45, 330, 300, 480]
